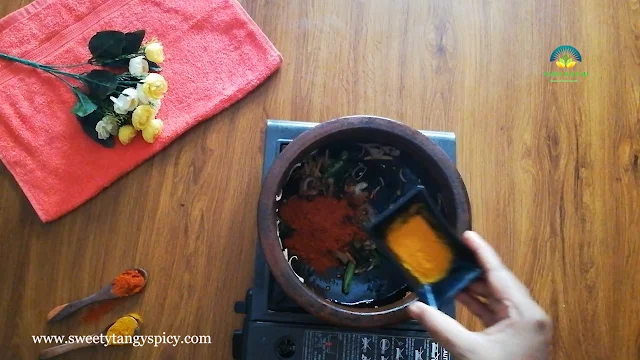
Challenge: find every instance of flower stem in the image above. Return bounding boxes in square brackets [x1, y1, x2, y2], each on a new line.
[0, 52, 90, 90]
[41, 62, 90, 69]
[48, 72, 76, 89]
[0, 52, 48, 70]
[44, 67, 107, 88]
[0, 52, 119, 94]
[45, 67, 79, 77]
[0, 52, 80, 79]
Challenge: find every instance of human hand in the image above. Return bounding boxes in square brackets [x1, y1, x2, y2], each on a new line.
[407, 231, 552, 360]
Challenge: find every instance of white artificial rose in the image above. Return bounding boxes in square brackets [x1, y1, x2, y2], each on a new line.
[95, 121, 111, 140]
[129, 56, 149, 77]
[95, 115, 119, 140]
[102, 115, 119, 135]
[110, 88, 139, 114]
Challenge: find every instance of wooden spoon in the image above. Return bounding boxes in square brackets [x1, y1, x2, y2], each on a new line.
[46, 268, 148, 322]
[39, 319, 141, 359]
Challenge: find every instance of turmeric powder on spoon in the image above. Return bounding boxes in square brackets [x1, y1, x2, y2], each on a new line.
[106, 313, 143, 345]
[385, 206, 453, 283]
[39, 314, 144, 358]
[367, 187, 482, 307]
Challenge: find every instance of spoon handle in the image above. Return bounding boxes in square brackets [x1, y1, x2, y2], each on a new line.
[415, 285, 439, 310]
[47, 286, 113, 322]
[39, 341, 96, 359]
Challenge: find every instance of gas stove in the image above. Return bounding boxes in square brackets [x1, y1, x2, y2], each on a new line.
[233, 120, 455, 360]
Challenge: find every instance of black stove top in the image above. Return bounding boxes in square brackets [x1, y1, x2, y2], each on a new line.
[233, 120, 455, 360]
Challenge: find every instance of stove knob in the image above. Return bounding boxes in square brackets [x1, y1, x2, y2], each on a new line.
[232, 330, 243, 359]
[234, 301, 247, 314]
[275, 337, 296, 358]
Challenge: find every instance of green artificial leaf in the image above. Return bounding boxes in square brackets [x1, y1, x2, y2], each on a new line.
[558, 58, 566, 65]
[122, 30, 146, 55]
[118, 74, 143, 83]
[562, 54, 570, 62]
[88, 31, 126, 59]
[71, 87, 98, 117]
[91, 57, 130, 68]
[84, 70, 119, 99]
[75, 111, 115, 148]
[148, 61, 162, 72]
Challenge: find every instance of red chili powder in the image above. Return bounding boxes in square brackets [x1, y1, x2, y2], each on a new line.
[111, 269, 145, 297]
[83, 269, 145, 323]
[82, 298, 122, 323]
[279, 196, 366, 272]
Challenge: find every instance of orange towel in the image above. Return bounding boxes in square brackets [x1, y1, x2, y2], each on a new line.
[0, 0, 282, 222]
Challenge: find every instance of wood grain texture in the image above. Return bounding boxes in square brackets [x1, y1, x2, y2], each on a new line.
[0, 0, 638, 359]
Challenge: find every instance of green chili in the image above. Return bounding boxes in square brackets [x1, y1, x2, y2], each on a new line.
[323, 151, 349, 179]
[342, 261, 356, 294]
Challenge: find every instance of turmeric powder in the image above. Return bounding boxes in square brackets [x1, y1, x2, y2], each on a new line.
[106, 313, 143, 345]
[386, 211, 453, 283]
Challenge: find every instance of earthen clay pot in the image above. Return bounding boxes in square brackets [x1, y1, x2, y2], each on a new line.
[257, 116, 471, 328]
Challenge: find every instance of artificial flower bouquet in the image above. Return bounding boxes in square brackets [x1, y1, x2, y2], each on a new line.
[0, 30, 168, 147]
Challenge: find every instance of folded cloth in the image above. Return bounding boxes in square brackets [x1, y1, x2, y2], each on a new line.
[0, 0, 282, 222]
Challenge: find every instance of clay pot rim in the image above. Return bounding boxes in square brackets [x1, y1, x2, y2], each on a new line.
[257, 115, 471, 328]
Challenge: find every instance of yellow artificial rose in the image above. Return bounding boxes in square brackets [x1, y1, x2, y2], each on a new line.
[141, 73, 168, 101]
[132, 105, 157, 130]
[118, 125, 137, 145]
[142, 119, 164, 143]
[144, 42, 164, 64]
[127, 313, 143, 324]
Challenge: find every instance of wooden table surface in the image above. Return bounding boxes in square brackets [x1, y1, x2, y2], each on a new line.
[1, 0, 638, 359]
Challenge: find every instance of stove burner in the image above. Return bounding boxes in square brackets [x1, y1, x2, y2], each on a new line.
[233, 120, 457, 360]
